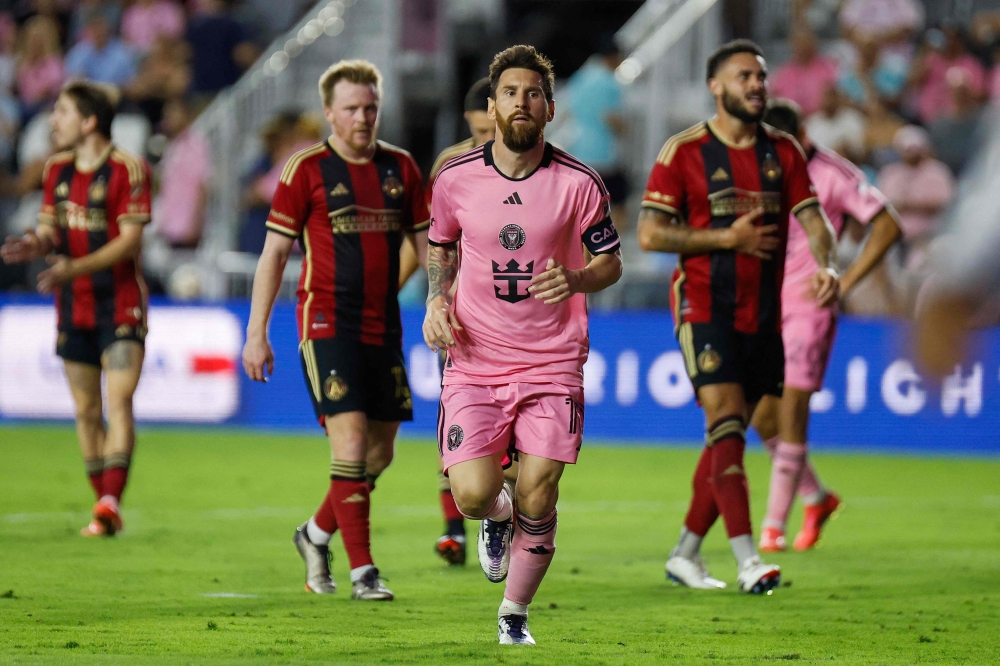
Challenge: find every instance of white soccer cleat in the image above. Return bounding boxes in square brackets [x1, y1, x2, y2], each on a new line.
[478, 517, 513, 583]
[666, 551, 727, 589]
[351, 567, 394, 601]
[498, 614, 535, 645]
[292, 523, 336, 594]
[737, 556, 781, 595]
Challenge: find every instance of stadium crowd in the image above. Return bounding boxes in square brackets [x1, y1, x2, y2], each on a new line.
[0, 0, 996, 325]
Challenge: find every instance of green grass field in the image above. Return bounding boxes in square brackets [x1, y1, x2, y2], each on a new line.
[1, 426, 998, 665]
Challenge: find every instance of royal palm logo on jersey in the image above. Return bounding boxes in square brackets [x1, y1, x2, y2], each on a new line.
[502, 191, 523, 205]
[697, 345, 721, 373]
[492, 259, 533, 303]
[330, 182, 350, 197]
[447, 425, 464, 451]
[89, 178, 106, 203]
[709, 188, 781, 217]
[382, 173, 404, 198]
[498, 224, 526, 251]
[761, 154, 782, 182]
[324, 370, 349, 401]
[710, 167, 729, 182]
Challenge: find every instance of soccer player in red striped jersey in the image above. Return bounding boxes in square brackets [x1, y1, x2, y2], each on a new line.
[638, 40, 839, 594]
[242, 60, 429, 600]
[1, 81, 151, 538]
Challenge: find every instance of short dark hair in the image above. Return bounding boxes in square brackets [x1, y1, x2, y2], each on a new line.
[763, 99, 802, 137]
[464, 77, 491, 113]
[489, 45, 556, 101]
[60, 80, 118, 138]
[706, 39, 765, 82]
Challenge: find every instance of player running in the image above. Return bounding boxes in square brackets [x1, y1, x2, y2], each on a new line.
[750, 100, 901, 552]
[424, 45, 623, 645]
[637, 40, 839, 593]
[1, 81, 151, 538]
[399, 77, 497, 566]
[242, 60, 428, 600]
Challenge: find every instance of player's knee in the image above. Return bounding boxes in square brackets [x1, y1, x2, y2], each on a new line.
[74, 395, 103, 426]
[451, 483, 499, 518]
[515, 479, 558, 519]
[366, 446, 394, 477]
[104, 395, 135, 423]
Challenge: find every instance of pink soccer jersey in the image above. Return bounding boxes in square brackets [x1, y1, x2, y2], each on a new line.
[783, 147, 889, 310]
[428, 141, 620, 387]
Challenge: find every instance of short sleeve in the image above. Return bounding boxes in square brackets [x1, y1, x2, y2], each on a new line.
[578, 176, 620, 255]
[782, 138, 819, 216]
[265, 160, 310, 238]
[38, 157, 62, 225]
[641, 159, 685, 221]
[114, 159, 152, 226]
[840, 173, 888, 226]
[401, 154, 429, 232]
[428, 174, 461, 245]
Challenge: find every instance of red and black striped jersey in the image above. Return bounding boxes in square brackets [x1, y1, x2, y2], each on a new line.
[266, 139, 430, 345]
[641, 121, 818, 334]
[39, 146, 152, 333]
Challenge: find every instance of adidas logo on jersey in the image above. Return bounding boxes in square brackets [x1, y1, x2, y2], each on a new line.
[711, 167, 729, 182]
[502, 192, 523, 205]
[330, 182, 350, 197]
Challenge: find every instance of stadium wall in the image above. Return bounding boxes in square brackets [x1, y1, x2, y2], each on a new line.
[0, 296, 996, 455]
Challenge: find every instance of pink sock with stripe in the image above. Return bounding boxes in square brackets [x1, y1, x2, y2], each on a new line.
[503, 510, 557, 606]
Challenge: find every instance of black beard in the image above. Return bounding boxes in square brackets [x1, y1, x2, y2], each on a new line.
[496, 111, 543, 153]
[722, 89, 765, 123]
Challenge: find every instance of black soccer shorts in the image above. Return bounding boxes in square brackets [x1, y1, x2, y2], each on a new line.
[299, 337, 413, 427]
[56, 324, 146, 368]
[676, 322, 784, 405]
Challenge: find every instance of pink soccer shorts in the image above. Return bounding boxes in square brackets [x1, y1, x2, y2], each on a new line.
[782, 304, 838, 393]
[438, 383, 585, 472]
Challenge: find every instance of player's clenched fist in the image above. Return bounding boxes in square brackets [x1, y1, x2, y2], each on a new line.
[423, 294, 463, 352]
[242, 335, 274, 382]
[528, 258, 581, 305]
[810, 267, 840, 308]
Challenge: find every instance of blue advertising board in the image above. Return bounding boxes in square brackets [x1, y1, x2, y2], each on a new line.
[1, 296, 996, 454]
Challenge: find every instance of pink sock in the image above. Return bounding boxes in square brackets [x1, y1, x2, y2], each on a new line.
[504, 510, 557, 606]
[764, 442, 807, 531]
[459, 483, 512, 522]
[762, 435, 779, 457]
[797, 461, 824, 504]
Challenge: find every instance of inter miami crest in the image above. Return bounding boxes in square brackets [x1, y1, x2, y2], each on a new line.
[498, 224, 526, 251]
[447, 425, 464, 451]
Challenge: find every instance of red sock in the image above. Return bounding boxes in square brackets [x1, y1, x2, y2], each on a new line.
[330, 460, 373, 569]
[101, 466, 129, 503]
[85, 458, 104, 500]
[709, 418, 752, 538]
[313, 484, 339, 535]
[684, 446, 719, 536]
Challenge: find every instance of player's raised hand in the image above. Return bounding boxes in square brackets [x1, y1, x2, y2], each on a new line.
[36, 255, 75, 294]
[423, 294, 463, 352]
[1, 231, 43, 264]
[728, 207, 779, 259]
[242, 335, 274, 383]
[811, 267, 840, 307]
[528, 258, 580, 305]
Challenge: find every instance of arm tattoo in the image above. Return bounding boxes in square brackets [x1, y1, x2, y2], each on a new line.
[795, 204, 836, 270]
[102, 340, 141, 371]
[426, 242, 458, 303]
[639, 208, 728, 254]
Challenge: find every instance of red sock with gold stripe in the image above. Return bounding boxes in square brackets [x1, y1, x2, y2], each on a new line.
[330, 459, 374, 569]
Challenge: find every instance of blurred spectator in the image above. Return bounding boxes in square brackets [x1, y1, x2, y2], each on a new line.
[14, 0, 71, 48]
[862, 98, 905, 169]
[838, 0, 924, 44]
[68, 0, 121, 46]
[122, 0, 186, 55]
[125, 36, 190, 126]
[186, 0, 257, 96]
[0, 13, 17, 96]
[560, 37, 628, 229]
[876, 126, 954, 273]
[64, 15, 136, 86]
[804, 86, 866, 162]
[910, 26, 985, 125]
[928, 69, 985, 175]
[838, 36, 909, 107]
[153, 96, 210, 249]
[15, 15, 63, 119]
[770, 27, 839, 116]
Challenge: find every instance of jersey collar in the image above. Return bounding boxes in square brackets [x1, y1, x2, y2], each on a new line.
[482, 139, 554, 181]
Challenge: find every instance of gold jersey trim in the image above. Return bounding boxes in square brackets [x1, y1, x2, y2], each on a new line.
[110, 147, 146, 187]
[279, 141, 328, 185]
[656, 123, 708, 166]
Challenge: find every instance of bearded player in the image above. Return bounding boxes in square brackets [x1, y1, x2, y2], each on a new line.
[243, 60, 428, 600]
[1, 81, 151, 537]
[399, 77, 496, 565]
[638, 40, 839, 593]
[425, 45, 622, 644]
[751, 100, 901, 552]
